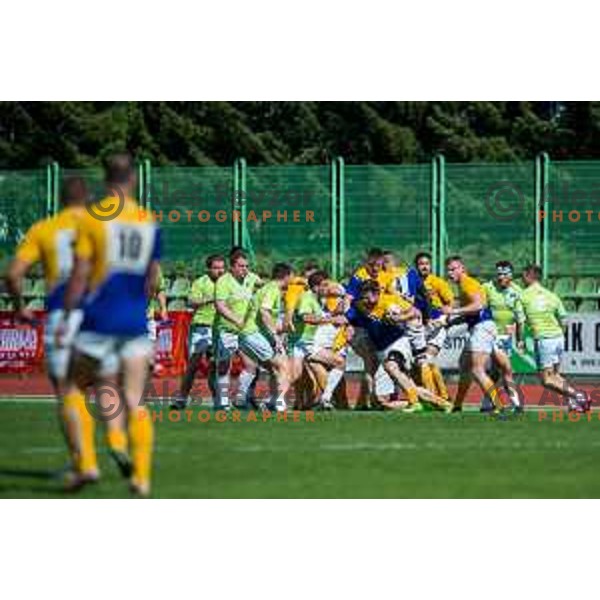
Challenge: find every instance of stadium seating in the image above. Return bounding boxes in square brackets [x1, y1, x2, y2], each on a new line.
[579, 300, 598, 312]
[553, 277, 575, 296]
[563, 299, 577, 313]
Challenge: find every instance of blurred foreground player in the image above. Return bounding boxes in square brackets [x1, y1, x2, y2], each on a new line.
[7, 177, 91, 475]
[59, 155, 161, 495]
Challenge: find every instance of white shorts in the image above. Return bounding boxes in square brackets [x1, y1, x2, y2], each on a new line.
[375, 364, 395, 396]
[215, 330, 239, 362]
[535, 336, 564, 370]
[239, 331, 275, 363]
[45, 309, 83, 380]
[425, 322, 447, 351]
[292, 339, 315, 359]
[74, 331, 154, 377]
[189, 325, 213, 355]
[313, 323, 337, 350]
[466, 320, 497, 354]
[377, 336, 412, 371]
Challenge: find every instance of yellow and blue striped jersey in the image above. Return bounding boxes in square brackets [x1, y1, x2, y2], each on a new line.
[15, 206, 84, 311]
[75, 197, 161, 336]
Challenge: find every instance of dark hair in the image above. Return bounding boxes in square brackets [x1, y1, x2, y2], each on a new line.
[360, 280, 381, 296]
[206, 254, 225, 268]
[229, 245, 246, 258]
[272, 262, 293, 280]
[308, 270, 329, 289]
[523, 263, 542, 280]
[367, 248, 384, 261]
[230, 250, 247, 265]
[496, 260, 513, 270]
[104, 153, 134, 185]
[61, 176, 88, 205]
[445, 255, 463, 266]
[415, 251, 432, 264]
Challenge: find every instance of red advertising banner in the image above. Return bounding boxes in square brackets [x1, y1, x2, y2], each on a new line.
[0, 311, 196, 376]
[0, 311, 46, 374]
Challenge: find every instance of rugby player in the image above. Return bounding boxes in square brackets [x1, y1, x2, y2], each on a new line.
[213, 250, 262, 410]
[172, 254, 226, 409]
[443, 256, 505, 414]
[481, 261, 525, 412]
[348, 280, 450, 412]
[7, 177, 93, 478]
[237, 263, 293, 412]
[60, 154, 161, 495]
[520, 264, 588, 411]
[414, 251, 454, 402]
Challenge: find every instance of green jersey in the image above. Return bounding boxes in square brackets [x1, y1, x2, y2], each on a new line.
[241, 280, 282, 335]
[293, 290, 323, 342]
[520, 282, 567, 339]
[482, 281, 525, 335]
[147, 270, 167, 318]
[190, 274, 217, 326]
[214, 272, 260, 333]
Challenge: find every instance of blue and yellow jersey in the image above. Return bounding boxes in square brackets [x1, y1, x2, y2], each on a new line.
[422, 273, 454, 319]
[345, 265, 392, 301]
[75, 197, 161, 336]
[347, 292, 412, 351]
[15, 206, 84, 311]
[457, 274, 492, 326]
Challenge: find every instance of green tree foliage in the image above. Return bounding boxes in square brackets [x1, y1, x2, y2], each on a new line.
[0, 101, 594, 168]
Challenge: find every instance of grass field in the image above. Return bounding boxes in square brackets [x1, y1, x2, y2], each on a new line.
[3, 399, 600, 498]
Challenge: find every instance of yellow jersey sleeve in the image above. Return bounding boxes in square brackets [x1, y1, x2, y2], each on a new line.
[460, 276, 486, 306]
[15, 222, 43, 265]
[428, 275, 454, 307]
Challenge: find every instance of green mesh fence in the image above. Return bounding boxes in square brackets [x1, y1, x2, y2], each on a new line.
[0, 169, 48, 272]
[546, 161, 600, 276]
[444, 163, 536, 278]
[150, 167, 233, 275]
[343, 164, 431, 275]
[243, 166, 332, 276]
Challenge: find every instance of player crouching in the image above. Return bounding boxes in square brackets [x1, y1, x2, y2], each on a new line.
[349, 281, 451, 413]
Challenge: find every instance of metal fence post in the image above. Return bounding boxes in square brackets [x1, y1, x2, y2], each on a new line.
[46, 164, 53, 216]
[144, 159, 152, 212]
[436, 154, 446, 273]
[51, 162, 60, 215]
[539, 152, 550, 279]
[237, 158, 248, 250]
[330, 157, 338, 280]
[337, 157, 346, 279]
[430, 155, 439, 275]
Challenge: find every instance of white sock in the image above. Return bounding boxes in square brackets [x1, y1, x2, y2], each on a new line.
[217, 374, 230, 408]
[321, 368, 345, 402]
[238, 370, 255, 405]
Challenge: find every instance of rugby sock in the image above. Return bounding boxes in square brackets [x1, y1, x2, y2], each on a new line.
[321, 368, 345, 402]
[406, 387, 419, 406]
[430, 364, 449, 401]
[62, 390, 97, 474]
[505, 384, 521, 408]
[238, 370, 255, 405]
[128, 407, 153, 488]
[106, 426, 128, 455]
[420, 363, 436, 395]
